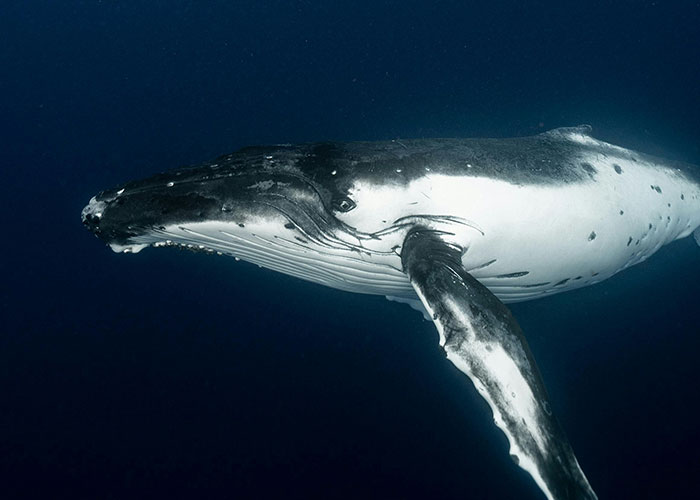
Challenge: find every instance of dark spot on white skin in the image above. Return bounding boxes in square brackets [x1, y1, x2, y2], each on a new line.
[588, 231, 597, 241]
[613, 164, 623, 174]
[650, 185, 662, 194]
[574, 276, 583, 280]
[554, 278, 570, 286]
[668, 203, 671, 207]
[522, 282, 551, 288]
[581, 162, 596, 176]
[238, 223, 245, 228]
[627, 236, 633, 246]
[592, 272, 599, 277]
[649, 223, 653, 229]
[495, 271, 530, 278]
[470, 258, 497, 271]
[619, 210, 624, 215]
[681, 194, 685, 200]
[284, 222, 295, 229]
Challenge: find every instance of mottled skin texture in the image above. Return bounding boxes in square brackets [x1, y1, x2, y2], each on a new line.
[402, 228, 596, 499]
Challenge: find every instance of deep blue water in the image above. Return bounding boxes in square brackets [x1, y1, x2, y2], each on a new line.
[2, 1, 700, 499]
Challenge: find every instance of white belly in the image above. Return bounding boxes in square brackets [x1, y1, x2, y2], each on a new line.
[341, 156, 700, 303]
[448, 168, 698, 302]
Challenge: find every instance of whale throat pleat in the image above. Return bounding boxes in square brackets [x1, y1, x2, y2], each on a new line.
[137, 222, 414, 297]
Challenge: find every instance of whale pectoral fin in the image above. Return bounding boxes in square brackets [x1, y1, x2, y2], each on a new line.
[401, 228, 597, 500]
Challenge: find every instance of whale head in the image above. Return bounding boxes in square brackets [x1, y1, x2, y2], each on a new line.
[80, 143, 429, 295]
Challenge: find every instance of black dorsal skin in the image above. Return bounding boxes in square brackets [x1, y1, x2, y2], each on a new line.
[178, 125, 700, 192]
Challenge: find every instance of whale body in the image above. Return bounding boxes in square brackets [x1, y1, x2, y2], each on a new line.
[82, 126, 700, 499]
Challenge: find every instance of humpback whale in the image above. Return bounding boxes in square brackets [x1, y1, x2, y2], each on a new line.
[82, 126, 700, 499]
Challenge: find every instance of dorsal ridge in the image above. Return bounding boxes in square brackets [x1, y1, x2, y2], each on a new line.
[542, 124, 593, 138]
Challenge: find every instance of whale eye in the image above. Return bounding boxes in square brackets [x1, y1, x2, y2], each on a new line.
[333, 197, 356, 212]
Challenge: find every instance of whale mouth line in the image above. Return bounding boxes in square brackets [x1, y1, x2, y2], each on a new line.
[96, 195, 486, 259]
[254, 197, 361, 253]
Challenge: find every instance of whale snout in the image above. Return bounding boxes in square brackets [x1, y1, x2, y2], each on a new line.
[81, 195, 109, 235]
[80, 186, 156, 250]
[80, 150, 342, 257]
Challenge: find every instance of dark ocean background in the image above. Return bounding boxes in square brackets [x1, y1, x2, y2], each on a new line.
[2, 1, 700, 499]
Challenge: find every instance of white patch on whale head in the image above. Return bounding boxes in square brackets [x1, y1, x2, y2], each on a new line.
[81, 196, 107, 222]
